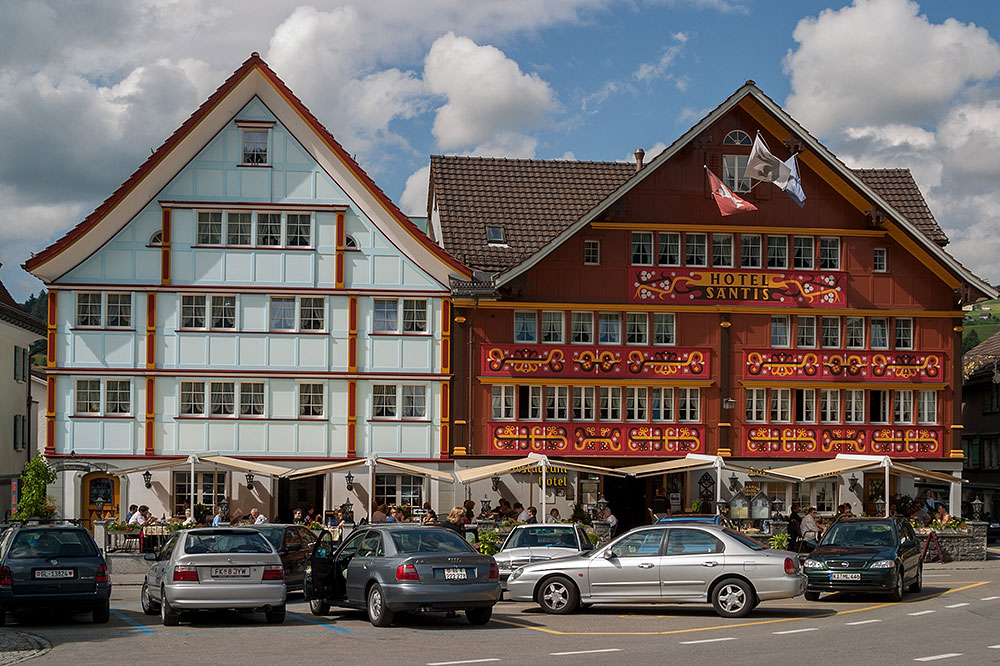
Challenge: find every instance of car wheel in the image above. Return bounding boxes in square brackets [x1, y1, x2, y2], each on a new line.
[889, 568, 905, 602]
[908, 564, 923, 593]
[309, 597, 330, 616]
[160, 588, 180, 626]
[92, 600, 110, 624]
[264, 604, 286, 624]
[466, 607, 492, 625]
[367, 584, 394, 627]
[141, 583, 159, 616]
[538, 576, 579, 615]
[804, 590, 821, 602]
[712, 578, 754, 618]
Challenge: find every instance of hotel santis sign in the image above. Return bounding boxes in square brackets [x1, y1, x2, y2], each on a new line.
[629, 267, 846, 307]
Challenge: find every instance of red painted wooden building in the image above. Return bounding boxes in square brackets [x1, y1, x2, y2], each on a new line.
[428, 82, 995, 529]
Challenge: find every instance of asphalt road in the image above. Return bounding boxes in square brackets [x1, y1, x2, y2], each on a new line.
[7, 561, 1000, 666]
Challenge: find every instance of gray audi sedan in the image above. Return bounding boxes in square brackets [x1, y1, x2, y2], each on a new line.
[141, 527, 286, 625]
[506, 523, 804, 618]
[304, 524, 500, 626]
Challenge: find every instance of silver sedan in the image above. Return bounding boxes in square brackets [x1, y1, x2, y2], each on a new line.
[506, 523, 805, 618]
[140, 528, 287, 625]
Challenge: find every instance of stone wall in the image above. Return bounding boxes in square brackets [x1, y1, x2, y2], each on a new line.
[920, 522, 988, 562]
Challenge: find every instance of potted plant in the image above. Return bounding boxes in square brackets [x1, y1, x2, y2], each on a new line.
[14, 454, 57, 520]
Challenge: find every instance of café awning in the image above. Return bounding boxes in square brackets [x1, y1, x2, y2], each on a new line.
[110, 457, 192, 476]
[616, 454, 723, 479]
[374, 458, 455, 484]
[283, 457, 454, 483]
[199, 455, 291, 477]
[284, 459, 370, 480]
[764, 456, 880, 482]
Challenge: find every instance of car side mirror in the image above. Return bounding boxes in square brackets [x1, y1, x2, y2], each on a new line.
[603, 549, 616, 560]
[143, 552, 157, 561]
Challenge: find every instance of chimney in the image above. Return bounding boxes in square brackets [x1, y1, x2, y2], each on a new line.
[634, 148, 645, 172]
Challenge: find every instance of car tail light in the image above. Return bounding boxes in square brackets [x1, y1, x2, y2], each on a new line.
[784, 557, 797, 575]
[396, 564, 420, 581]
[0, 567, 10, 585]
[262, 565, 284, 581]
[173, 566, 198, 582]
[488, 562, 499, 580]
[96, 564, 109, 583]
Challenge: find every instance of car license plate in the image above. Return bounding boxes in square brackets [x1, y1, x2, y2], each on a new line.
[444, 568, 467, 580]
[830, 572, 861, 581]
[34, 569, 74, 579]
[211, 567, 250, 578]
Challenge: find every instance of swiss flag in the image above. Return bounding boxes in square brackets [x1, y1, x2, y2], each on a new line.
[706, 167, 757, 216]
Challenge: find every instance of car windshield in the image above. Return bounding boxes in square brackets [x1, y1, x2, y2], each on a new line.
[722, 528, 764, 550]
[820, 522, 895, 547]
[390, 529, 475, 554]
[184, 532, 272, 555]
[8, 529, 98, 559]
[252, 527, 284, 550]
[504, 526, 578, 549]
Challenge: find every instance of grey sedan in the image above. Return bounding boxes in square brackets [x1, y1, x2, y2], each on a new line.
[140, 528, 286, 625]
[507, 523, 805, 618]
[494, 524, 593, 589]
[304, 525, 500, 626]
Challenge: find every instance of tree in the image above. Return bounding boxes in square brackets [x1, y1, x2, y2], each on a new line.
[964, 328, 982, 353]
[19, 290, 47, 360]
[14, 454, 57, 520]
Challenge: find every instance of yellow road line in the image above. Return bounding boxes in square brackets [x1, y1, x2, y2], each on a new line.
[492, 581, 991, 636]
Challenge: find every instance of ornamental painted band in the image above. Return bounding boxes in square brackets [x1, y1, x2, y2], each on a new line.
[629, 267, 846, 307]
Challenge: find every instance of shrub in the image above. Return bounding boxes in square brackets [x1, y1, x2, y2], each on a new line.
[14, 454, 57, 520]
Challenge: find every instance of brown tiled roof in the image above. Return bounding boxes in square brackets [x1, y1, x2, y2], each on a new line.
[0, 280, 44, 336]
[852, 168, 948, 246]
[430, 155, 635, 272]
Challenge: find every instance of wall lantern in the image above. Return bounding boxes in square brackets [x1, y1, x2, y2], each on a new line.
[481, 496, 492, 513]
[722, 397, 737, 410]
[142, 470, 152, 489]
[345, 471, 354, 492]
[848, 474, 861, 494]
[728, 473, 742, 493]
[491, 475, 500, 492]
[245, 471, 255, 489]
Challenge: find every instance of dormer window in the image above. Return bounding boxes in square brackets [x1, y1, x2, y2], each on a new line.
[243, 129, 268, 164]
[723, 129, 752, 192]
[486, 225, 506, 245]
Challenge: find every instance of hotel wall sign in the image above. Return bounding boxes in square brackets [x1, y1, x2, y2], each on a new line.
[743, 349, 943, 382]
[629, 267, 846, 307]
[489, 422, 705, 457]
[482, 343, 710, 379]
[742, 425, 943, 458]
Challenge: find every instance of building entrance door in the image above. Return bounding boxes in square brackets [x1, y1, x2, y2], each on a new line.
[602, 475, 649, 534]
[80, 472, 118, 532]
[277, 475, 324, 523]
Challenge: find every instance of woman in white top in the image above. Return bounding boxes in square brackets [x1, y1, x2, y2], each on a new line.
[546, 508, 561, 523]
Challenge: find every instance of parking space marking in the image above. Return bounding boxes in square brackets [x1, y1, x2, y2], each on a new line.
[286, 611, 353, 633]
[944, 603, 969, 609]
[772, 628, 817, 635]
[845, 619, 881, 626]
[908, 610, 936, 616]
[982, 596, 1000, 601]
[924, 574, 951, 578]
[549, 649, 621, 656]
[426, 660, 500, 666]
[989, 645, 1000, 649]
[679, 637, 736, 645]
[913, 654, 962, 662]
[109, 609, 155, 634]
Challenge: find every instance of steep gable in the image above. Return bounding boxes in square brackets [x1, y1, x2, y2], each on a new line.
[25, 53, 469, 287]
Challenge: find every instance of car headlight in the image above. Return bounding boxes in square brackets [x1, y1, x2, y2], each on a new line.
[990, 523, 999, 529]
[804, 559, 824, 569]
[870, 560, 896, 569]
[509, 568, 524, 581]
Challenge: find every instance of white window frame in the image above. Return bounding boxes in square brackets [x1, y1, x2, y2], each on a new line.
[822, 316, 841, 349]
[796, 388, 816, 424]
[226, 211, 252, 246]
[599, 386, 621, 421]
[402, 299, 428, 334]
[873, 247, 887, 273]
[180, 381, 206, 416]
[239, 381, 265, 417]
[653, 313, 676, 345]
[723, 154, 750, 193]
[771, 315, 790, 347]
[210, 381, 235, 417]
[402, 385, 427, 419]
[571, 312, 594, 344]
[373, 384, 398, 419]
[846, 317, 865, 349]
[845, 389, 864, 424]
[678, 387, 701, 422]
[870, 317, 889, 350]
[541, 311, 564, 344]
[210, 295, 236, 330]
[526, 385, 542, 420]
[373, 299, 399, 333]
[625, 387, 648, 421]
[270, 296, 296, 331]
[819, 237, 841, 270]
[105, 379, 131, 415]
[770, 388, 791, 423]
[286, 213, 312, 247]
[895, 318, 913, 350]
[300, 297, 325, 331]
[197, 211, 223, 245]
[652, 387, 674, 422]
[894, 390, 914, 425]
[685, 233, 707, 267]
[105, 293, 132, 329]
[598, 312, 620, 345]
[793, 236, 814, 269]
[573, 386, 595, 421]
[76, 292, 102, 328]
[545, 386, 569, 421]
[257, 212, 282, 246]
[797, 315, 816, 348]
[746, 388, 766, 423]
[492, 385, 515, 420]
[820, 389, 840, 424]
[626, 313, 648, 345]
[242, 128, 269, 165]
[631, 232, 653, 265]
[766, 235, 788, 269]
[74, 379, 101, 414]
[917, 391, 938, 425]
[299, 383, 324, 418]
[740, 234, 762, 269]
[583, 240, 601, 266]
[181, 295, 207, 329]
[514, 311, 538, 343]
[712, 233, 733, 268]
[870, 390, 889, 425]
[658, 232, 680, 266]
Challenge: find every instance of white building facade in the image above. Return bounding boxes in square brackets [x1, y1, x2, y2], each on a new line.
[25, 55, 469, 526]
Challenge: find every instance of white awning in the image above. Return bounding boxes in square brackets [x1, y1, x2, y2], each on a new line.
[764, 457, 880, 482]
[199, 455, 291, 477]
[373, 458, 455, 483]
[455, 453, 628, 484]
[284, 459, 370, 480]
[616, 454, 724, 479]
[110, 457, 193, 476]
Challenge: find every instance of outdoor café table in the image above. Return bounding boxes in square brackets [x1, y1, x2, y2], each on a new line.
[141, 525, 170, 552]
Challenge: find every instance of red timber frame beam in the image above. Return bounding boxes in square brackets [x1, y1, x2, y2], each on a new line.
[45, 291, 57, 454]
[335, 211, 346, 289]
[347, 296, 358, 457]
[160, 207, 171, 285]
[440, 299, 451, 458]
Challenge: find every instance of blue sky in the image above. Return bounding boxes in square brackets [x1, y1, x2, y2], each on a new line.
[3, 0, 1000, 300]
